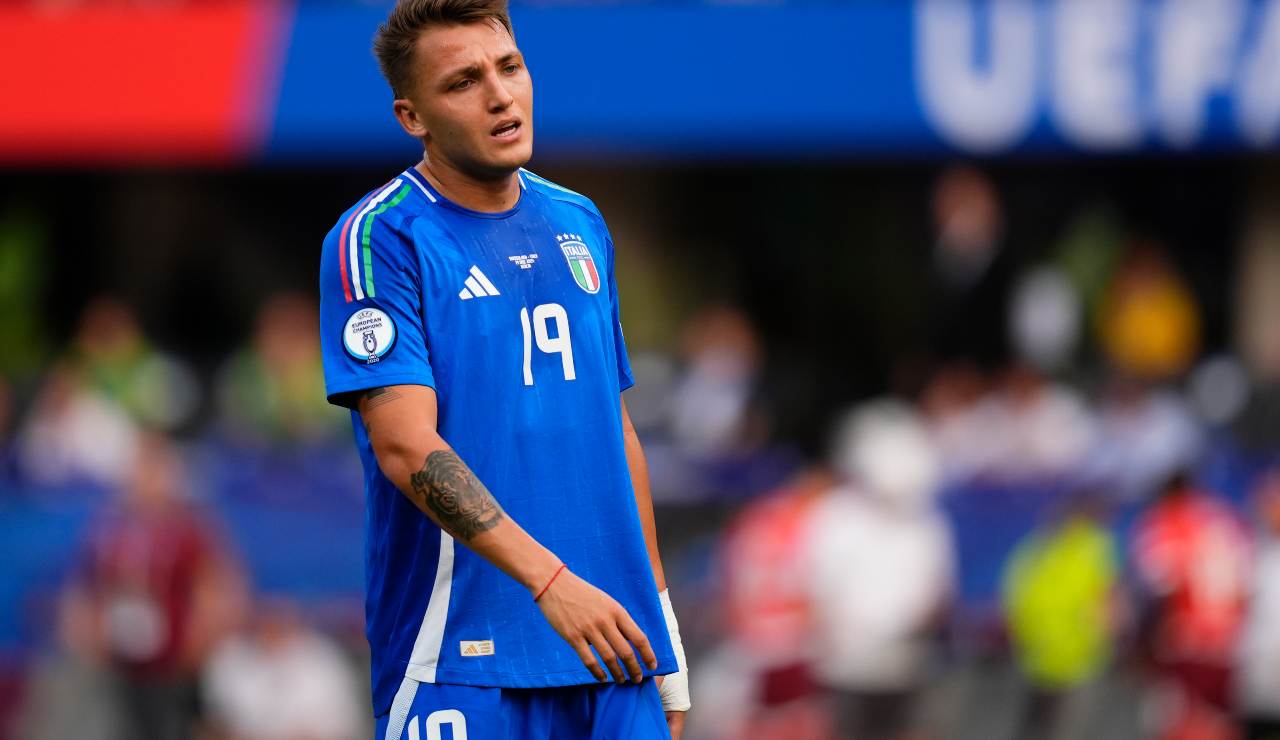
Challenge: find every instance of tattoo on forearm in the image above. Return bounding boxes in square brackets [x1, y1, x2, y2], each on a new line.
[360, 386, 402, 412]
[409, 450, 505, 541]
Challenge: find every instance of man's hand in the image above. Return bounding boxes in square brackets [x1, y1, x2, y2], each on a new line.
[535, 568, 657, 684]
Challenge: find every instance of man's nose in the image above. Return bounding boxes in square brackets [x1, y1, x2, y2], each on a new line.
[485, 72, 514, 112]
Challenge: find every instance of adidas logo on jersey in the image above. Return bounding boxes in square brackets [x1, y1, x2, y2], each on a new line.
[460, 640, 494, 656]
[458, 266, 501, 300]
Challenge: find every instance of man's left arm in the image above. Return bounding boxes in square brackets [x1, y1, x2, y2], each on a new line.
[620, 397, 690, 732]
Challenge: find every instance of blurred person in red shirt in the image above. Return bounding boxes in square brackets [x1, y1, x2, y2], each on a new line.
[692, 465, 836, 740]
[59, 431, 245, 740]
[1131, 472, 1251, 740]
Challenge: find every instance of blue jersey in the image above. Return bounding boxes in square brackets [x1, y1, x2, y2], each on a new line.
[318, 166, 677, 716]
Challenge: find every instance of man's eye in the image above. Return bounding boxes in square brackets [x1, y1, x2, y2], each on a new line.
[452, 79, 474, 90]
[503, 64, 520, 74]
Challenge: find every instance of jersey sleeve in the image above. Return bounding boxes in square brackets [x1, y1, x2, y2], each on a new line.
[605, 234, 636, 392]
[319, 209, 435, 408]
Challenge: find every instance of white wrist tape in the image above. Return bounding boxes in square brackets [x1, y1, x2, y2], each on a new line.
[658, 589, 691, 712]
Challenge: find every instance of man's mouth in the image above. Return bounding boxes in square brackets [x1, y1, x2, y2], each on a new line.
[491, 119, 521, 139]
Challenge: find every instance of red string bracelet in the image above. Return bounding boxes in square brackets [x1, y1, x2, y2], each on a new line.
[534, 564, 568, 602]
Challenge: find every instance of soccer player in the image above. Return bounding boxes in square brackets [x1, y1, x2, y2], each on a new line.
[317, 1, 690, 738]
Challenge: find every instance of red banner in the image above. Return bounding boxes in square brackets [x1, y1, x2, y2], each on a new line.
[0, 2, 288, 165]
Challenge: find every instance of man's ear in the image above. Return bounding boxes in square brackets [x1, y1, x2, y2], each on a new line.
[393, 98, 429, 139]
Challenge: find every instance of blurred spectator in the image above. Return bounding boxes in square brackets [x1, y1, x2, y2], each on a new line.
[928, 165, 1014, 368]
[1233, 212, 1280, 452]
[669, 304, 763, 459]
[15, 296, 198, 488]
[920, 361, 1095, 486]
[16, 366, 139, 489]
[1008, 265, 1083, 373]
[62, 296, 199, 431]
[1052, 206, 1125, 329]
[1234, 206, 1280, 383]
[216, 293, 345, 448]
[920, 361, 996, 484]
[1188, 355, 1252, 430]
[974, 364, 1097, 483]
[1090, 378, 1203, 502]
[1098, 244, 1201, 382]
[1237, 472, 1280, 740]
[57, 432, 245, 740]
[708, 466, 836, 740]
[807, 400, 953, 740]
[1131, 473, 1251, 740]
[202, 600, 362, 740]
[1002, 492, 1120, 739]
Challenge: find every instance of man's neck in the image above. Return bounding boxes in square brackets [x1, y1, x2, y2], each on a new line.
[416, 158, 520, 213]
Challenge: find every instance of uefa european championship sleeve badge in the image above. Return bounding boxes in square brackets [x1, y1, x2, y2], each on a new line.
[343, 307, 397, 364]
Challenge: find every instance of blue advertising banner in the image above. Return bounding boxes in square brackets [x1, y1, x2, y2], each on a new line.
[266, 0, 1280, 161]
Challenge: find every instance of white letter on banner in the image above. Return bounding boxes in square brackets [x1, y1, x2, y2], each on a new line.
[1154, 0, 1246, 148]
[916, 0, 1038, 153]
[1237, 0, 1280, 146]
[1052, 0, 1143, 149]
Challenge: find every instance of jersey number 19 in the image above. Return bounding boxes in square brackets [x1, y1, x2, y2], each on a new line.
[520, 304, 576, 386]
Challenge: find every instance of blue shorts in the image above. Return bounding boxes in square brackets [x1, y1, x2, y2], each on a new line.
[375, 677, 671, 740]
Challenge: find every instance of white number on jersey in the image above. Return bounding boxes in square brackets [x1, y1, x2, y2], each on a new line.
[406, 709, 467, 740]
[520, 303, 576, 386]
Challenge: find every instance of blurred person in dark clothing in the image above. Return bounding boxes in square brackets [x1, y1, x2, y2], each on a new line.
[59, 431, 245, 740]
[216, 293, 347, 448]
[1238, 472, 1280, 740]
[669, 304, 764, 460]
[927, 165, 1015, 369]
[1233, 224, 1280, 453]
[1131, 472, 1251, 740]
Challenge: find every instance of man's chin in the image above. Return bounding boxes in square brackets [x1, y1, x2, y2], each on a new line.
[485, 138, 533, 172]
[469, 154, 532, 182]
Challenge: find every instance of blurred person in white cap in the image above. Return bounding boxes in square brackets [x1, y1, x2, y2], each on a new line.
[202, 599, 363, 740]
[804, 399, 955, 740]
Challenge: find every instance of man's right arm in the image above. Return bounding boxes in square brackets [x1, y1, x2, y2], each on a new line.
[355, 383, 657, 684]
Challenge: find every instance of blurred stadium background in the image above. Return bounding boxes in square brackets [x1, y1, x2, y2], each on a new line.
[3, 1, 1280, 739]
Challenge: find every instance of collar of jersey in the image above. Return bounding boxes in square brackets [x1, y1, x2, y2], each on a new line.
[402, 166, 525, 220]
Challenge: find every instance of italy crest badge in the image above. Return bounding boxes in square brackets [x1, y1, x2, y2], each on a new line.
[556, 233, 601, 294]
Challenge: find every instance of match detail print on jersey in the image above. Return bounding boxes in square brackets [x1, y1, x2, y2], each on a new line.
[556, 233, 600, 294]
